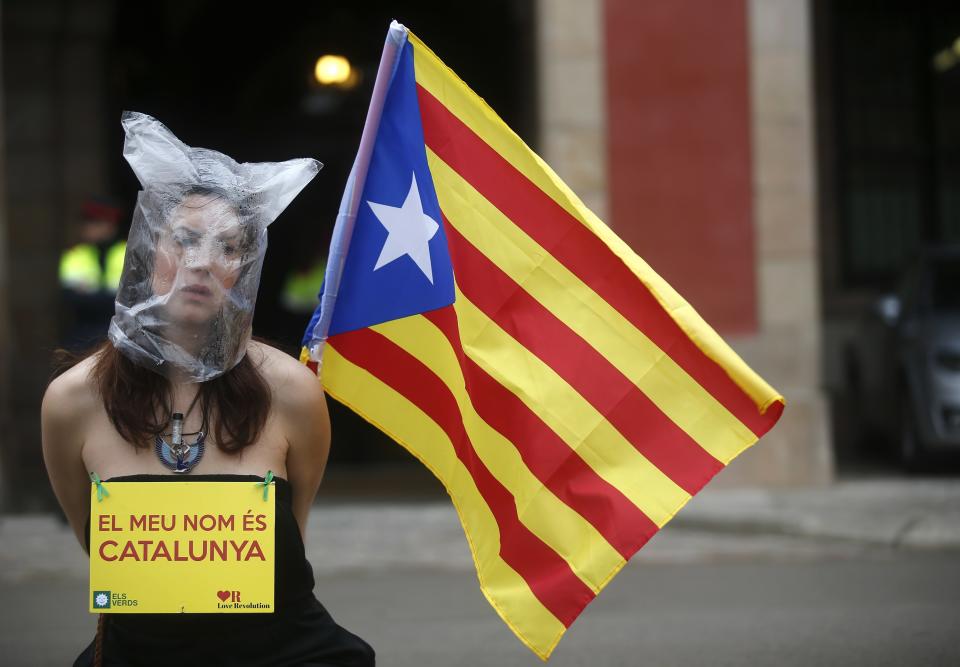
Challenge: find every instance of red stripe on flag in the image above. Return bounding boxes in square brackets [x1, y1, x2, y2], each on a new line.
[417, 84, 777, 437]
[444, 220, 723, 496]
[424, 306, 660, 560]
[329, 328, 595, 626]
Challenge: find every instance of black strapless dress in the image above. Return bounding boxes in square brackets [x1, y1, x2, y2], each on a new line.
[74, 474, 375, 667]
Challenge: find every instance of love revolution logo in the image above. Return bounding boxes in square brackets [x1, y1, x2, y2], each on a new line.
[214, 589, 269, 610]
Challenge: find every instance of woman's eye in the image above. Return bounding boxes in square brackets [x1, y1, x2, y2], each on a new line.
[173, 231, 199, 247]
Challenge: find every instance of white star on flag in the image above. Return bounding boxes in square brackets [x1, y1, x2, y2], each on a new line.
[368, 172, 440, 283]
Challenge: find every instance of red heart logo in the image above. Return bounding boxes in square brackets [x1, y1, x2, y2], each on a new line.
[217, 590, 230, 602]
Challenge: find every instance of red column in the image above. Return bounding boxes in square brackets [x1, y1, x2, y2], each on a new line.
[605, 0, 757, 334]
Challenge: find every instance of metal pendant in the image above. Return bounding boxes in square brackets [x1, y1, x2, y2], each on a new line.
[154, 432, 206, 474]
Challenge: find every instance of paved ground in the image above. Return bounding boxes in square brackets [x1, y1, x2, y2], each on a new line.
[3, 546, 958, 666]
[674, 478, 960, 549]
[1, 477, 958, 665]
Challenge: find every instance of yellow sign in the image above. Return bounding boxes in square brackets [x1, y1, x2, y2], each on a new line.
[89, 481, 275, 613]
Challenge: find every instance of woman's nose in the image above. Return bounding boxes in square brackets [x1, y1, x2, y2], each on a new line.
[182, 242, 215, 271]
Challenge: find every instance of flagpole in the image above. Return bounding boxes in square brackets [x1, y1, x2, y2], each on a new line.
[307, 21, 409, 363]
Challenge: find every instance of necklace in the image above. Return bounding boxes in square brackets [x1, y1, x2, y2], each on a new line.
[155, 391, 206, 474]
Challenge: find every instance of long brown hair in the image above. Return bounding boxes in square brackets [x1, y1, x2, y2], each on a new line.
[54, 341, 270, 452]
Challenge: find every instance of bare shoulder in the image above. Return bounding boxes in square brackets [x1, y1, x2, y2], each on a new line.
[42, 355, 100, 426]
[247, 341, 324, 410]
[248, 342, 329, 535]
[41, 354, 103, 549]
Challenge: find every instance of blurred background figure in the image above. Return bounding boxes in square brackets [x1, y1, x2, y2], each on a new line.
[280, 252, 326, 319]
[57, 197, 125, 353]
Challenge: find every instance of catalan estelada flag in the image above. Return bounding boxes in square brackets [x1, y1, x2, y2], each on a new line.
[302, 21, 784, 660]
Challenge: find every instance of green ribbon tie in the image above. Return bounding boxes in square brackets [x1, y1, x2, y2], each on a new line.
[259, 470, 275, 501]
[89, 472, 110, 502]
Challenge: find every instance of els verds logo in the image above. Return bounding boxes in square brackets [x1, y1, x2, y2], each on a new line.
[92, 591, 137, 608]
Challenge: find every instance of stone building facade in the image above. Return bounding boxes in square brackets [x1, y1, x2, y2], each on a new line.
[1, 0, 839, 509]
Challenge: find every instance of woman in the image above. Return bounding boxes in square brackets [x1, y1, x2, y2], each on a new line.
[41, 112, 375, 666]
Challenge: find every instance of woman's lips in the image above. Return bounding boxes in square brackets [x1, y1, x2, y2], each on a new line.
[181, 284, 213, 299]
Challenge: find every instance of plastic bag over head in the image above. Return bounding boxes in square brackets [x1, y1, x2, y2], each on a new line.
[108, 111, 321, 382]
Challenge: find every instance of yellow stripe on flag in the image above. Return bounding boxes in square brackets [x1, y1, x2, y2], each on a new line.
[452, 290, 690, 527]
[427, 149, 758, 464]
[409, 33, 595, 240]
[410, 31, 782, 415]
[371, 315, 626, 592]
[322, 342, 567, 655]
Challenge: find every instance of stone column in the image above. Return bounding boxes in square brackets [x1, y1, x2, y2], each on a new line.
[535, 0, 608, 223]
[722, 0, 833, 485]
[0, 3, 9, 509]
[3, 0, 112, 509]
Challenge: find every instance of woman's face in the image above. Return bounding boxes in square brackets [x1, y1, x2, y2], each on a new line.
[152, 193, 244, 327]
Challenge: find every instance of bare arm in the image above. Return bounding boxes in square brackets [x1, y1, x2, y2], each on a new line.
[40, 370, 93, 551]
[279, 360, 332, 539]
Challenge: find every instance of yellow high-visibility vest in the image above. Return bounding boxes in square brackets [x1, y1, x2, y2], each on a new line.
[281, 259, 326, 313]
[59, 241, 126, 294]
[104, 241, 126, 291]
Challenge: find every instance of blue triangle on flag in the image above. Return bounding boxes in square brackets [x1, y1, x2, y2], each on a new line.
[327, 40, 455, 337]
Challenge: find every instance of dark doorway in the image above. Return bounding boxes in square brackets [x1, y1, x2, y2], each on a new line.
[108, 1, 538, 480]
[1, 0, 536, 509]
[817, 0, 960, 474]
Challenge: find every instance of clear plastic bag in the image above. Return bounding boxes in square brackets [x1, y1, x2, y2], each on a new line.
[108, 111, 321, 381]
